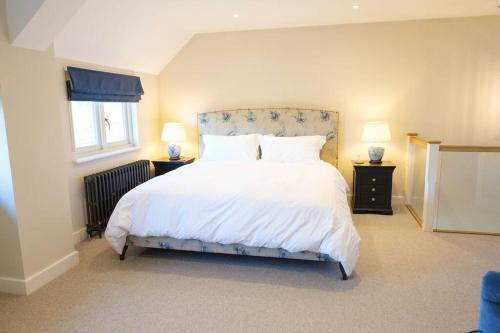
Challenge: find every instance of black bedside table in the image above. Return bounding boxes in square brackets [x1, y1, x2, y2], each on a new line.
[352, 161, 396, 215]
[152, 157, 195, 177]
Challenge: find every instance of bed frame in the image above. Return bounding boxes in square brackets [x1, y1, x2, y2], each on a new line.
[119, 108, 348, 280]
[121, 235, 347, 280]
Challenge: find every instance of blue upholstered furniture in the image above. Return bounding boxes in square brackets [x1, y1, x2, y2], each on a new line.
[478, 271, 500, 333]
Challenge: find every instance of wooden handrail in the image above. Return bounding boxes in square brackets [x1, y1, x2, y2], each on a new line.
[407, 133, 500, 152]
[439, 145, 500, 152]
[407, 133, 441, 148]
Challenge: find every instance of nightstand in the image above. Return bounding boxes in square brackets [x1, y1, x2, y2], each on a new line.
[152, 157, 195, 177]
[352, 161, 396, 215]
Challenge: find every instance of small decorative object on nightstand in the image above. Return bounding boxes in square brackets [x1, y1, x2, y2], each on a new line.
[361, 121, 391, 164]
[352, 160, 396, 215]
[152, 157, 194, 177]
[161, 122, 187, 160]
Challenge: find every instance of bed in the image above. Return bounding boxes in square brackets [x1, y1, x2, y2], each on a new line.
[105, 108, 360, 280]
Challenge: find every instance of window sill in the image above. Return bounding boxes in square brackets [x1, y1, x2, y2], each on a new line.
[73, 146, 141, 164]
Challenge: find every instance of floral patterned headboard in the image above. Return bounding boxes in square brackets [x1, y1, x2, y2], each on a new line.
[197, 108, 339, 166]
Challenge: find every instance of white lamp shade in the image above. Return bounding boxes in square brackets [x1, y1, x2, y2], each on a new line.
[161, 123, 186, 142]
[361, 121, 392, 143]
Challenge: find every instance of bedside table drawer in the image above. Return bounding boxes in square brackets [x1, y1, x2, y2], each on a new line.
[360, 182, 387, 194]
[358, 173, 388, 186]
[155, 164, 179, 175]
[152, 157, 195, 177]
[359, 193, 389, 206]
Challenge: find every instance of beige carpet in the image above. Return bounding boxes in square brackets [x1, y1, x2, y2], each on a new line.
[1, 205, 499, 333]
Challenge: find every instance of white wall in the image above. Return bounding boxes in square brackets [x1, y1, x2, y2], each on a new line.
[159, 16, 500, 196]
[6, 0, 86, 50]
[0, 87, 24, 280]
[0, 0, 75, 286]
[4, 0, 44, 41]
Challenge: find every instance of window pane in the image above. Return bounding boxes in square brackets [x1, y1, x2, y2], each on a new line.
[103, 103, 128, 144]
[71, 102, 98, 149]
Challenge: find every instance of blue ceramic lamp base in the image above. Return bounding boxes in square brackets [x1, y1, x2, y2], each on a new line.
[168, 144, 181, 160]
[368, 146, 385, 164]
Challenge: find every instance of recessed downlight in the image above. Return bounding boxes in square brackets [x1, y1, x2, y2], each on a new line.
[233, 13, 239, 18]
[353, 4, 360, 9]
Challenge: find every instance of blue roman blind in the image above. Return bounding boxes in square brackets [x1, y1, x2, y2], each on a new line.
[66, 67, 144, 103]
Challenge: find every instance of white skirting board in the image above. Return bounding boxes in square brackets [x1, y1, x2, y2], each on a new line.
[392, 196, 405, 206]
[0, 276, 27, 295]
[73, 227, 87, 245]
[0, 251, 79, 295]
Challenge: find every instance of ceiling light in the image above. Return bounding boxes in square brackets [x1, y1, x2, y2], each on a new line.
[233, 13, 239, 18]
[353, 4, 360, 9]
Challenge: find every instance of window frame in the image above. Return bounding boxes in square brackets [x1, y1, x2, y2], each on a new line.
[69, 101, 140, 161]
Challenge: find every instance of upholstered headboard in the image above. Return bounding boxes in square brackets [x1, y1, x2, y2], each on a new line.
[197, 108, 339, 166]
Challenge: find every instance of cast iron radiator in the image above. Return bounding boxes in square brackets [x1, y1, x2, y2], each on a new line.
[84, 160, 151, 238]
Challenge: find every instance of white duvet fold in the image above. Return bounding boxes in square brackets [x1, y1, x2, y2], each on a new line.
[105, 160, 360, 275]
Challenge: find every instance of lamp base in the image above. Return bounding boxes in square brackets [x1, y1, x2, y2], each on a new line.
[368, 146, 385, 164]
[167, 144, 181, 160]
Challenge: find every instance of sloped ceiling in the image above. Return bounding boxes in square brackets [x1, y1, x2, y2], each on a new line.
[9, 0, 500, 74]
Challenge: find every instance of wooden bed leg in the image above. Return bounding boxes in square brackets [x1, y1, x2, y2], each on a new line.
[338, 262, 348, 280]
[120, 245, 128, 260]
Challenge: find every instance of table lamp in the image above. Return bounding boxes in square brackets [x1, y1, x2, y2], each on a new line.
[361, 121, 391, 164]
[161, 122, 186, 160]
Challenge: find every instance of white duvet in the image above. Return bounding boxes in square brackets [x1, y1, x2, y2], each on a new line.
[105, 160, 361, 275]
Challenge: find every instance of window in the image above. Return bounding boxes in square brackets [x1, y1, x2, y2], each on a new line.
[70, 101, 139, 159]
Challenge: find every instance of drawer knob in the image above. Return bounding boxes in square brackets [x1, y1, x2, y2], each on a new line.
[371, 197, 376, 202]
[372, 178, 376, 182]
[371, 187, 376, 192]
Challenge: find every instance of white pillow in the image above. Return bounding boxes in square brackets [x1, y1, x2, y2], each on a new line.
[202, 134, 260, 161]
[259, 135, 326, 163]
